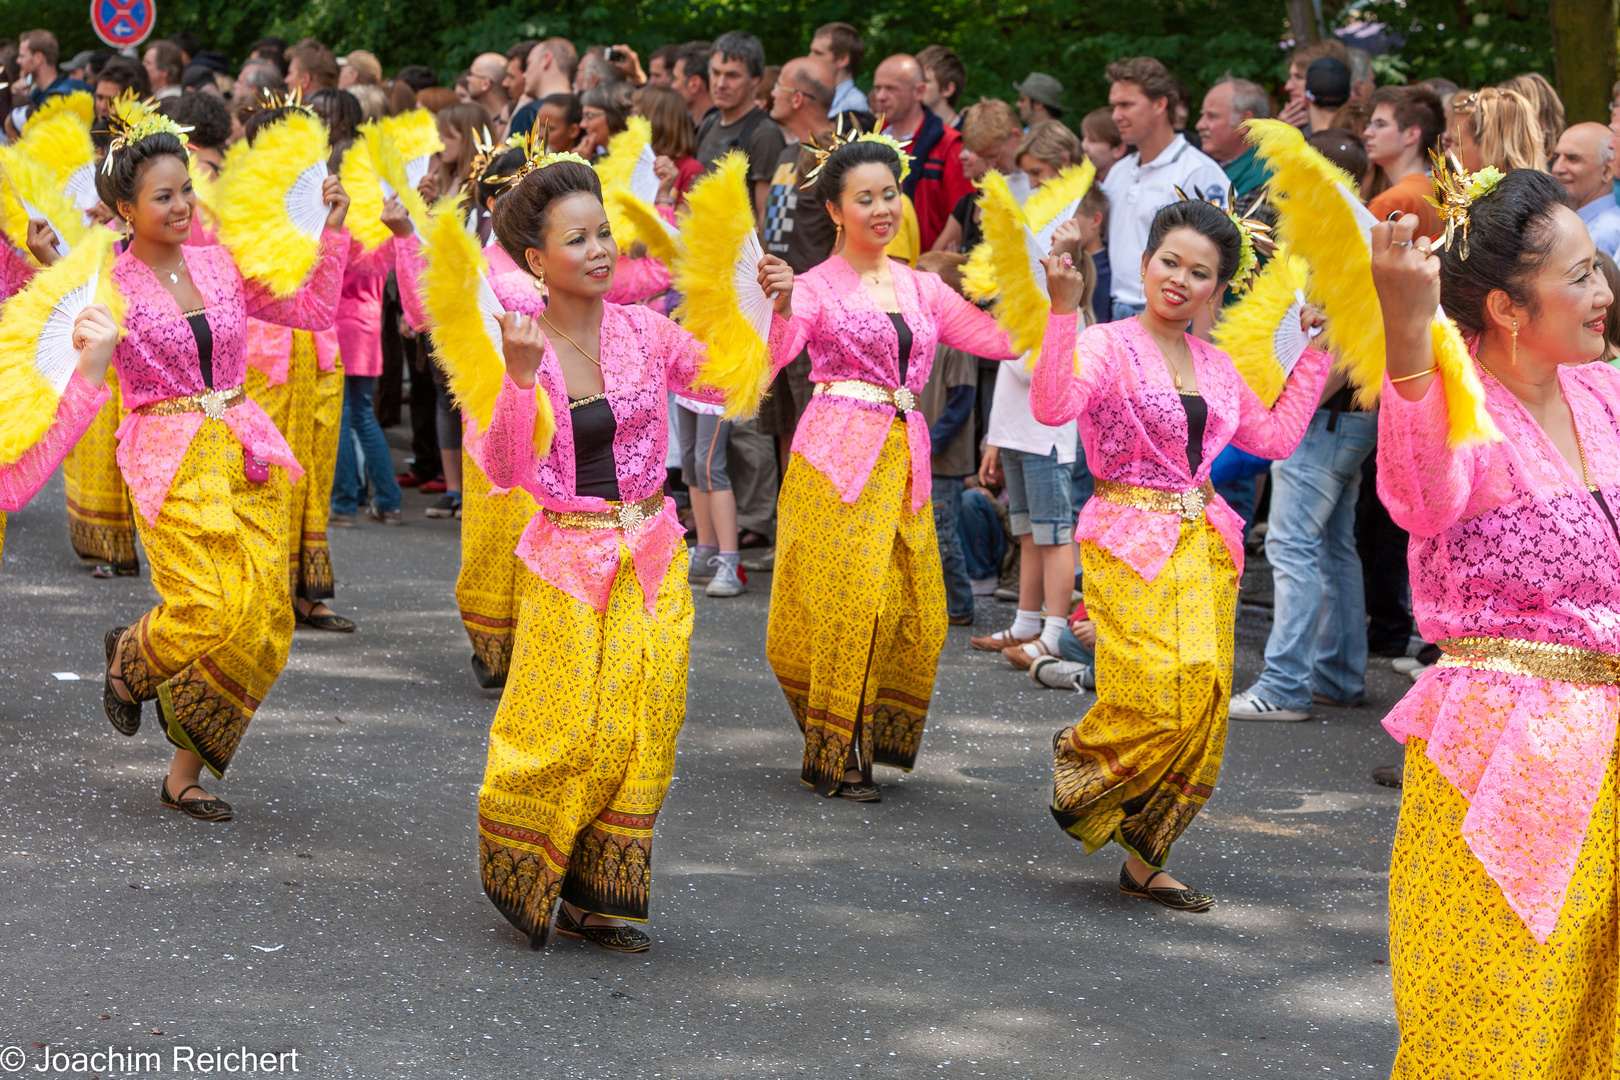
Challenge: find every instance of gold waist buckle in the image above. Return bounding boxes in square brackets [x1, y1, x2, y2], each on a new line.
[1436, 636, 1620, 685]
[1093, 477, 1216, 523]
[814, 379, 917, 414]
[544, 492, 665, 532]
[133, 386, 245, 421]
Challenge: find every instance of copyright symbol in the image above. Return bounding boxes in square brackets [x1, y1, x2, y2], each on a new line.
[0, 1045, 26, 1072]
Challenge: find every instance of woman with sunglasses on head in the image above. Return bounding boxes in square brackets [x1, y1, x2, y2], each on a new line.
[1374, 164, 1620, 1076]
[1031, 198, 1331, 912]
[98, 96, 350, 823]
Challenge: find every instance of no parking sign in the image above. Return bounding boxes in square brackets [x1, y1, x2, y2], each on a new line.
[90, 0, 155, 49]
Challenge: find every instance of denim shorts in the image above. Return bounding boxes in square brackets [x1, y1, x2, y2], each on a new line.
[1000, 446, 1074, 545]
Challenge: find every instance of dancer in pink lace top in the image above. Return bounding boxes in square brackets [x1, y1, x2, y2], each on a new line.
[1031, 199, 1330, 912]
[1373, 169, 1620, 1076]
[95, 107, 351, 825]
[456, 155, 792, 952]
[766, 136, 1075, 803]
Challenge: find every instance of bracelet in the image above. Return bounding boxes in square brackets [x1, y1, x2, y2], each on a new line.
[1388, 366, 1437, 385]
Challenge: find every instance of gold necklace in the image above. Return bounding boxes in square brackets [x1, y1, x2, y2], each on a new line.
[541, 311, 601, 367]
[1574, 414, 1597, 492]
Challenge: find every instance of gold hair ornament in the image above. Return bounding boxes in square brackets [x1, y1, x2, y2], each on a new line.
[797, 113, 913, 190]
[1426, 149, 1504, 261]
[103, 90, 193, 174]
[482, 121, 591, 189]
[1173, 183, 1274, 293]
[250, 86, 316, 117]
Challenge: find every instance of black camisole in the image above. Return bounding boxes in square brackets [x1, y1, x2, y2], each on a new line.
[888, 312, 913, 385]
[570, 394, 620, 500]
[183, 309, 214, 389]
[1180, 393, 1208, 475]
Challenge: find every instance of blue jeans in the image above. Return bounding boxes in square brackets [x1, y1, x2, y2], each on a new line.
[1000, 446, 1074, 545]
[333, 375, 402, 515]
[957, 485, 1005, 581]
[1070, 433, 1093, 515]
[1249, 408, 1378, 709]
[1111, 300, 1145, 319]
[931, 475, 974, 620]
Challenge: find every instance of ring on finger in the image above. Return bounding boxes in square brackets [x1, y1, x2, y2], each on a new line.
[1393, 240, 1412, 248]
[1416, 237, 1434, 255]
[1060, 253, 1074, 269]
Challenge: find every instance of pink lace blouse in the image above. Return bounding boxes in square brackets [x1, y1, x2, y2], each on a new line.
[774, 256, 1069, 513]
[1378, 360, 1620, 944]
[478, 301, 781, 613]
[111, 230, 349, 524]
[0, 241, 35, 305]
[0, 374, 110, 512]
[246, 237, 381, 385]
[1032, 315, 1330, 581]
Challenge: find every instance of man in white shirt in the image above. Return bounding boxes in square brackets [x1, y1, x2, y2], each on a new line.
[1100, 56, 1231, 319]
[810, 22, 869, 117]
[1552, 122, 1620, 257]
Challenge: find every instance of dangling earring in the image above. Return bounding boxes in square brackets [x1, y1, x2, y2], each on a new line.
[833, 218, 844, 246]
[1511, 319, 1518, 368]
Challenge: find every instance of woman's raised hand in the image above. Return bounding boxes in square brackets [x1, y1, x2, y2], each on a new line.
[758, 253, 794, 318]
[322, 175, 351, 230]
[25, 218, 60, 267]
[1042, 252, 1085, 316]
[72, 303, 120, 387]
[653, 155, 678, 201]
[498, 310, 548, 388]
[1299, 302, 1325, 335]
[1370, 212, 1440, 394]
[381, 195, 413, 238]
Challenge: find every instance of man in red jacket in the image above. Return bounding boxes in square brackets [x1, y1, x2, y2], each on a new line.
[871, 53, 974, 252]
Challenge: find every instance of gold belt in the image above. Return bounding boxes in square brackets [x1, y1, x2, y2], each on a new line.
[814, 379, 918, 413]
[544, 492, 665, 531]
[1094, 477, 1217, 523]
[133, 386, 245, 421]
[1436, 636, 1620, 685]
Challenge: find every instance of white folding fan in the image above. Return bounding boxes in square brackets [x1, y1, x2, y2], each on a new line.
[1338, 182, 1383, 250]
[33, 269, 98, 394]
[285, 160, 330, 240]
[476, 272, 507, 357]
[21, 199, 69, 257]
[1274, 286, 1325, 378]
[64, 163, 99, 218]
[732, 228, 774, 344]
[629, 143, 660, 206]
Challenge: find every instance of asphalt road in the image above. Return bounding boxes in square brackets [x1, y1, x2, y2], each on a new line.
[0, 468, 1407, 1079]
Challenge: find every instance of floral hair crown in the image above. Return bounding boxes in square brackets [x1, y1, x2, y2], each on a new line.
[104, 89, 193, 174]
[1426, 149, 1504, 261]
[798, 113, 913, 190]
[483, 121, 591, 189]
[1173, 184, 1275, 292]
[250, 86, 316, 118]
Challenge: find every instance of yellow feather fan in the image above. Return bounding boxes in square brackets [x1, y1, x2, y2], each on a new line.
[0, 226, 124, 465]
[0, 148, 89, 264]
[14, 111, 97, 219]
[188, 155, 220, 237]
[381, 109, 445, 184]
[340, 121, 393, 252]
[23, 91, 93, 133]
[1246, 119, 1496, 446]
[596, 116, 653, 247]
[214, 110, 333, 297]
[418, 194, 555, 457]
[674, 152, 776, 419]
[962, 162, 1095, 304]
[607, 188, 679, 264]
[374, 130, 431, 233]
[963, 170, 1054, 360]
[1211, 250, 1313, 406]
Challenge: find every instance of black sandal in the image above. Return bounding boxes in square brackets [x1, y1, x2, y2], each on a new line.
[160, 778, 234, 822]
[294, 606, 356, 633]
[1119, 861, 1214, 912]
[103, 627, 141, 736]
[554, 904, 651, 953]
[836, 780, 882, 802]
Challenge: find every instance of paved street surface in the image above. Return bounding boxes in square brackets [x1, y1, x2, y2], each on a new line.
[1, 470, 1406, 1078]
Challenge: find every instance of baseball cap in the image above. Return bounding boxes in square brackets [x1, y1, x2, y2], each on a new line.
[1305, 57, 1352, 110]
[1013, 72, 1064, 111]
[339, 50, 382, 85]
[64, 51, 95, 74]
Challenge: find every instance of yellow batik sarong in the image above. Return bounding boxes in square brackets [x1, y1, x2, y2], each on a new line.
[62, 368, 139, 574]
[458, 449, 538, 684]
[1390, 736, 1620, 1077]
[246, 331, 342, 600]
[767, 422, 947, 793]
[479, 543, 692, 941]
[1051, 520, 1238, 869]
[117, 421, 294, 778]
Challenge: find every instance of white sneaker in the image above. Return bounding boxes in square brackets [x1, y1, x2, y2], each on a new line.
[1391, 657, 1425, 675]
[1407, 663, 1431, 683]
[1228, 689, 1310, 722]
[1030, 655, 1095, 691]
[688, 545, 718, 584]
[704, 554, 745, 597]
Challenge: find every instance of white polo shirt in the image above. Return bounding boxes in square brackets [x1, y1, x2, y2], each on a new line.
[1101, 133, 1232, 309]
